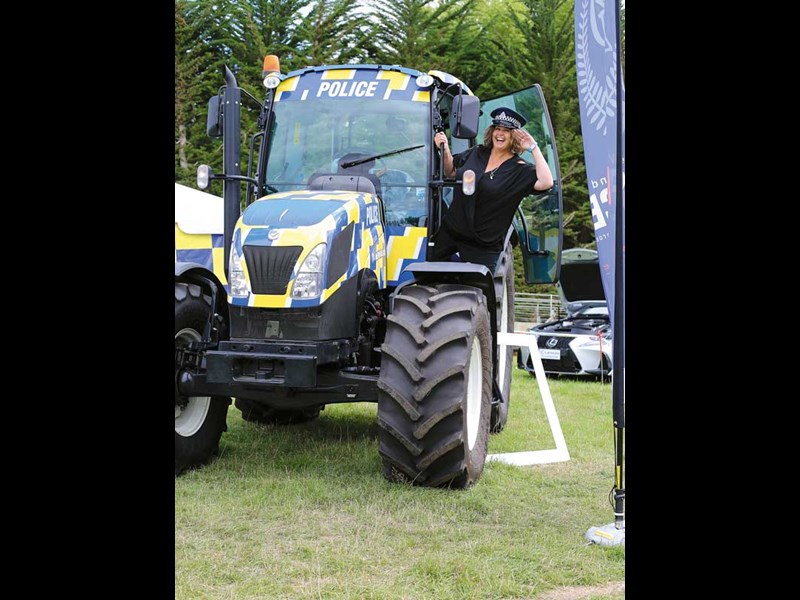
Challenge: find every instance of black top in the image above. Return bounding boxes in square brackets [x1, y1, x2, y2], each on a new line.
[444, 144, 539, 246]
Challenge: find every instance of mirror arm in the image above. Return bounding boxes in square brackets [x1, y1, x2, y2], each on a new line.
[209, 173, 258, 186]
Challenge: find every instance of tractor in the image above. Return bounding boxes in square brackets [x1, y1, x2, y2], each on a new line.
[175, 56, 563, 487]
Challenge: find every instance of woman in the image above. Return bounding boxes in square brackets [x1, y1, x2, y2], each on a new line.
[432, 106, 554, 272]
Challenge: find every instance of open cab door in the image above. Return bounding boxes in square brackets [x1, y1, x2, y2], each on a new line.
[480, 85, 563, 284]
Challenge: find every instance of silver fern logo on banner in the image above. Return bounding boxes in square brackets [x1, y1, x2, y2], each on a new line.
[576, 0, 617, 136]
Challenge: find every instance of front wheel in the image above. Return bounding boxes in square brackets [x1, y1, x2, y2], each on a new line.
[490, 243, 515, 433]
[377, 283, 492, 488]
[175, 283, 230, 476]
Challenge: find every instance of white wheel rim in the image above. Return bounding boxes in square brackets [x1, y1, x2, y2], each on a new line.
[498, 279, 509, 391]
[466, 337, 483, 451]
[175, 327, 211, 437]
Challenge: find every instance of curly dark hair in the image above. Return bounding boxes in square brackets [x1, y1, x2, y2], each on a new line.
[483, 125, 526, 155]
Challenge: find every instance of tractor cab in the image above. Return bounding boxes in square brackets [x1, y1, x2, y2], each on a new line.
[261, 69, 431, 229]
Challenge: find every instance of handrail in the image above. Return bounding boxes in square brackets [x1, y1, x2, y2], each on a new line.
[513, 292, 566, 327]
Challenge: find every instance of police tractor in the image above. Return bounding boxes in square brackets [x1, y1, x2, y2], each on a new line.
[175, 56, 563, 487]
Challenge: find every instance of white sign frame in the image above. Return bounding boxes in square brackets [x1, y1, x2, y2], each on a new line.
[487, 331, 571, 466]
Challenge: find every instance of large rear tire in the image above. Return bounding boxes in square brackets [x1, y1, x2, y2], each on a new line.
[175, 283, 230, 476]
[234, 398, 321, 425]
[490, 243, 515, 433]
[377, 284, 492, 488]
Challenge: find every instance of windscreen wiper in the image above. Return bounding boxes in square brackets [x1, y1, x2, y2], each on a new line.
[340, 144, 424, 169]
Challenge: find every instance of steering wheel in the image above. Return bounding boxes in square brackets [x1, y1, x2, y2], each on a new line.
[377, 168, 413, 200]
[379, 169, 424, 226]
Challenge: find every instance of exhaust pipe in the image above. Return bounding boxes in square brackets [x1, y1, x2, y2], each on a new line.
[222, 66, 242, 279]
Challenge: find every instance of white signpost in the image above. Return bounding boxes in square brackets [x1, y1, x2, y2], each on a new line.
[487, 332, 570, 466]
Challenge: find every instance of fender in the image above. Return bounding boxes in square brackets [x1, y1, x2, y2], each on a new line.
[394, 261, 499, 383]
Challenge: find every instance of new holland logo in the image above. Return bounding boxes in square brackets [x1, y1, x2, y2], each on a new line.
[268, 229, 280, 240]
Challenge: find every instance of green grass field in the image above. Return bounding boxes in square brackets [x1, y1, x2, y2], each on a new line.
[175, 366, 625, 599]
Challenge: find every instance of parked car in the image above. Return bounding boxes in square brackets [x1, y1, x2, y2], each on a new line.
[517, 248, 612, 379]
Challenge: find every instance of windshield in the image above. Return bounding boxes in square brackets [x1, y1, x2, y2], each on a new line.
[264, 92, 430, 227]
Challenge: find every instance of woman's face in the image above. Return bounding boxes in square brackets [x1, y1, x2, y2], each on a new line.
[491, 126, 514, 152]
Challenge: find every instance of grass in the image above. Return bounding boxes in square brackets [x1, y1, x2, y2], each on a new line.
[175, 366, 624, 599]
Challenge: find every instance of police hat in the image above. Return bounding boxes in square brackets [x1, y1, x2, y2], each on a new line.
[490, 107, 527, 129]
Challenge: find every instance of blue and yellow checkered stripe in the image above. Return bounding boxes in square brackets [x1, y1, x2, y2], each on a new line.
[174, 225, 227, 284]
[385, 225, 427, 286]
[231, 190, 387, 308]
[177, 198, 428, 303]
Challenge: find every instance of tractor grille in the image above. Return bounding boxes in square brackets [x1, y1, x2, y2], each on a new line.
[243, 245, 302, 295]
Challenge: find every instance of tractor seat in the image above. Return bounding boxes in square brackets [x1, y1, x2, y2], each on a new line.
[308, 173, 380, 197]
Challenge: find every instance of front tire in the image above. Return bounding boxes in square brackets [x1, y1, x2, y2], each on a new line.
[490, 243, 515, 433]
[175, 283, 230, 476]
[377, 284, 492, 488]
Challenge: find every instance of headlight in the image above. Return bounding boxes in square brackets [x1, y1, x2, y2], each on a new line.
[229, 245, 249, 297]
[263, 74, 281, 89]
[197, 165, 213, 190]
[415, 74, 434, 88]
[291, 243, 326, 299]
[580, 333, 611, 346]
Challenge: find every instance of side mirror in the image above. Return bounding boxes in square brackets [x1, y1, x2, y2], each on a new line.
[450, 94, 480, 139]
[206, 95, 222, 138]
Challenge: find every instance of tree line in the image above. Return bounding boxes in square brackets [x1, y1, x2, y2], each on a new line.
[175, 0, 624, 259]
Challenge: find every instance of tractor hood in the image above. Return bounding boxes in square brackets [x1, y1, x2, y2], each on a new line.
[231, 190, 385, 309]
[242, 190, 366, 229]
[557, 248, 606, 313]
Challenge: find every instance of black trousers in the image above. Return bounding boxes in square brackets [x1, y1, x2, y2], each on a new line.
[429, 223, 503, 273]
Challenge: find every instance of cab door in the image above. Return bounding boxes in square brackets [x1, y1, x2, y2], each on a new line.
[480, 85, 562, 284]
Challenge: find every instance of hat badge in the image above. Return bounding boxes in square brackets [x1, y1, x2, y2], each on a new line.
[494, 110, 521, 128]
